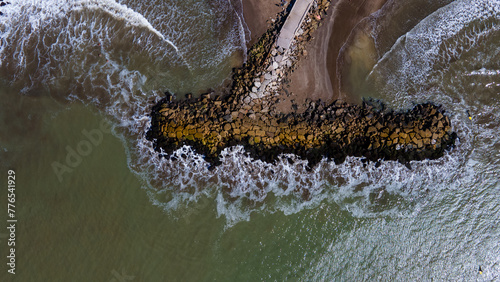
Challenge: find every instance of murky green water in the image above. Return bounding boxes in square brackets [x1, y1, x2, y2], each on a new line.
[0, 98, 349, 280]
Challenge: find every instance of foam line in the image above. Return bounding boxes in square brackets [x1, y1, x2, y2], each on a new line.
[71, 0, 193, 70]
[1, 0, 192, 70]
[368, 0, 500, 82]
[72, 0, 177, 48]
[225, 0, 248, 60]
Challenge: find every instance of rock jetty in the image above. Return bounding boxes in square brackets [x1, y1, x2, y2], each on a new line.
[146, 0, 456, 169]
[147, 95, 456, 169]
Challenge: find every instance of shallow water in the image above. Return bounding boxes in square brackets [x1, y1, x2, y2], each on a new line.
[0, 0, 499, 280]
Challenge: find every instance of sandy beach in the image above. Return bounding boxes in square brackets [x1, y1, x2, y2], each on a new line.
[326, 0, 388, 101]
[279, 2, 339, 112]
[241, 0, 389, 113]
[242, 0, 285, 46]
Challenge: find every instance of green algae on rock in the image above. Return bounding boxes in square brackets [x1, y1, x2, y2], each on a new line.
[146, 95, 456, 169]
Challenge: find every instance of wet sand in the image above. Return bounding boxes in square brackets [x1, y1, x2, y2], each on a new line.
[241, 0, 389, 112]
[335, 0, 452, 99]
[242, 0, 286, 46]
[279, 2, 339, 112]
[326, 0, 389, 102]
[280, 0, 389, 111]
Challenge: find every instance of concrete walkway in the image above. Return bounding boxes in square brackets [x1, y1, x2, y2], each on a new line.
[276, 0, 315, 51]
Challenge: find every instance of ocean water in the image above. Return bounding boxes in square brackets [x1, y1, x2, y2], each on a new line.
[0, 0, 499, 280]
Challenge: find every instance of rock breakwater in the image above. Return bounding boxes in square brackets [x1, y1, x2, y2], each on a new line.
[147, 96, 456, 169]
[146, 0, 457, 169]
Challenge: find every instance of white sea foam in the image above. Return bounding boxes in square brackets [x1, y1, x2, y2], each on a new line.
[2, 0, 181, 53]
[467, 68, 500, 76]
[74, 0, 179, 50]
[133, 120, 470, 226]
[225, 0, 250, 60]
[0, 0, 247, 94]
[116, 0, 247, 69]
[368, 0, 500, 104]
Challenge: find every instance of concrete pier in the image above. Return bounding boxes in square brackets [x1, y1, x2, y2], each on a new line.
[276, 0, 315, 51]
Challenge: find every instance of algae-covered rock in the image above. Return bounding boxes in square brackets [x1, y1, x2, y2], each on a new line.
[147, 95, 456, 169]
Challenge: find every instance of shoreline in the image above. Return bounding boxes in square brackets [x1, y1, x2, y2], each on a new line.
[241, 0, 286, 47]
[278, 0, 339, 112]
[325, 0, 389, 100]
